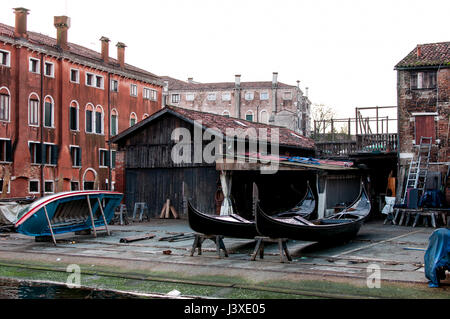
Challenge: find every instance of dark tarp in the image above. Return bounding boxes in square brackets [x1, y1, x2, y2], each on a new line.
[424, 228, 450, 288]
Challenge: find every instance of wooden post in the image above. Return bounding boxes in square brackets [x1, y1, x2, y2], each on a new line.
[97, 197, 111, 236]
[86, 195, 97, 238]
[43, 206, 57, 246]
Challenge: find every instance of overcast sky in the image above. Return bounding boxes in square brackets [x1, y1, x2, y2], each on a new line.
[1, 0, 449, 121]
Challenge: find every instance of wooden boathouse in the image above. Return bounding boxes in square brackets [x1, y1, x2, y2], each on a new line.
[111, 106, 365, 219]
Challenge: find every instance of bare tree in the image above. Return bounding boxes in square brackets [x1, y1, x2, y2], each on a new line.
[312, 104, 336, 134]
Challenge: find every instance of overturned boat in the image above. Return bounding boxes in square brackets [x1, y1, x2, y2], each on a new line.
[255, 184, 371, 243]
[15, 191, 123, 243]
[187, 201, 258, 239]
[273, 181, 317, 219]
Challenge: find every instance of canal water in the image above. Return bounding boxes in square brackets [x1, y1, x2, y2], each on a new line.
[0, 278, 142, 299]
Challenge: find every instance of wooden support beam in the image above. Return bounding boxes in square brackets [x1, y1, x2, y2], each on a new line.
[86, 195, 97, 238]
[97, 197, 110, 236]
[43, 206, 57, 246]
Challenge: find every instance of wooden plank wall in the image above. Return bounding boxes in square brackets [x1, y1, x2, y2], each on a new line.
[125, 166, 219, 218]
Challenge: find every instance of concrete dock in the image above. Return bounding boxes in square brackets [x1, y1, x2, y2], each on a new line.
[0, 219, 448, 299]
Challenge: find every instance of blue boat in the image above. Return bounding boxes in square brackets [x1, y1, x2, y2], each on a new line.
[14, 191, 123, 244]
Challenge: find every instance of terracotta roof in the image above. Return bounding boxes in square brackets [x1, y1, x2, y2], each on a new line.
[0, 23, 162, 84]
[395, 42, 450, 69]
[161, 76, 296, 91]
[112, 105, 315, 150]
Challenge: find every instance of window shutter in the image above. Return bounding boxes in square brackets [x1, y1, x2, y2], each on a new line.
[77, 148, 82, 167]
[5, 140, 12, 162]
[415, 115, 435, 144]
[105, 151, 110, 167]
[51, 145, 58, 165]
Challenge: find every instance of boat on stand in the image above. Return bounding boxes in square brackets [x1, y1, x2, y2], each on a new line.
[14, 191, 123, 244]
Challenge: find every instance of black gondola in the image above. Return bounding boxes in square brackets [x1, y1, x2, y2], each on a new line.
[187, 201, 258, 239]
[273, 181, 316, 219]
[255, 183, 371, 243]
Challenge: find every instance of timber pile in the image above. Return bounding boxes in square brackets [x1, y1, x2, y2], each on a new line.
[159, 199, 179, 219]
[119, 233, 155, 243]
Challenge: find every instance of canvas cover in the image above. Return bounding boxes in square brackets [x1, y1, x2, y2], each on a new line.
[0, 202, 30, 226]
[424, 228, 450, 288]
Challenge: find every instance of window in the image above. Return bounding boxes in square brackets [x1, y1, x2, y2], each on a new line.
[44, 181, 54, 194]
[245, 111, 254, 122]
[29, 95, 39, 126]
[222, 110, 231, 117]
[44, 96, 54, 127]
[111, 79, 118, 92]
[86, 73, 94, 86]
[0, 139, 12, 163]
[414, 115, 436, 144]
[186, 93, 195, 101]
[95, 75, 104, 89]
[85, 104, 94, 133]
[84, 181, 95, 190]
[0, 50, 10, 67]
[130, 113, 137, 127]
[95, 106, 104, 134]
[143, 87, 157, 100]
[260, 110, 269, 124]
[29, 180, 39, 194]
[222, 93, 231, 101]
[0, 179, 10, 194]
[29, 58, 40, 74]
[70, 69, 79, 83]
[71, 181, 80, 191]
[44, 62, 54, 77]
[410, 71, 437, 89]
[42, 143, 58, 165]
[70, 146, 82, 167]
[207, 93, 216, 101]
[260, 92, 269, 100]
[130, 84, 138, 97]
[171, 94, 180, 103]
[283, 91, 292, 100]
[99, 149, 109, 167]
[244, 92, 254, 101]
[69, 101, 79, 131]
[0, 92, 10, 122]
[29, 142, 41, 164]
[111, 109, 118, 136]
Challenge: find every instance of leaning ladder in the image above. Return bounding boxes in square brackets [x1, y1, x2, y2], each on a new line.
[401, 136, 433, 204]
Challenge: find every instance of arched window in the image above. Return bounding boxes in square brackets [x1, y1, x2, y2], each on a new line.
[44, 96, 54, 127]
[28, 93, 40, 126]
[142, 113, 149, 120]
[95, 105, 104, 134]
[130, 112, 137, 127]
[85, 103, 94, 133]
[83, 168, 97, 190]
[245, 110, 254, 122]
[69, 101, 79, 131]
[0, 87, 11, 122]
[222, 110, 230, 117]
[260, 110, 269, 124]
[110, 108, 118, 136]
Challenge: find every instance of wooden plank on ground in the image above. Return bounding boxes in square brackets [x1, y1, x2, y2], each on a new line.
[119, 233, 155, 243]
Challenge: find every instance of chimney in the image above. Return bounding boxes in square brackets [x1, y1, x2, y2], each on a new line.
[272, 72, 278, 87]
[305, 87, 309, 97]
[100, 36, 110, 63]
[188, 77, 193, 83]
[296, 80, 300, 89]
[13, 7, 29, 39]
[54, 16, 71, 50]
[235, 74, 241, 88]
[417, 45, 421, 58]
[116, 42, 126, 68]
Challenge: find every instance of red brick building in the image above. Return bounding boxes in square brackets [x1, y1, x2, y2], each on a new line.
[395, 42, 449, 200]
[0, 8, 164, 198]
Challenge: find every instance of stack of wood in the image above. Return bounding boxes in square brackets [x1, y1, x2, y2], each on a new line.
[159, 199, 179, 219]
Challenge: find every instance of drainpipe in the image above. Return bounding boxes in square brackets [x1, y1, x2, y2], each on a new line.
[40, 53, 44, 197]
[108, 73, 112, 190]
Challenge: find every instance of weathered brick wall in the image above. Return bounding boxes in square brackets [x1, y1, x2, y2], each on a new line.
[397, 67, 449, 194]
